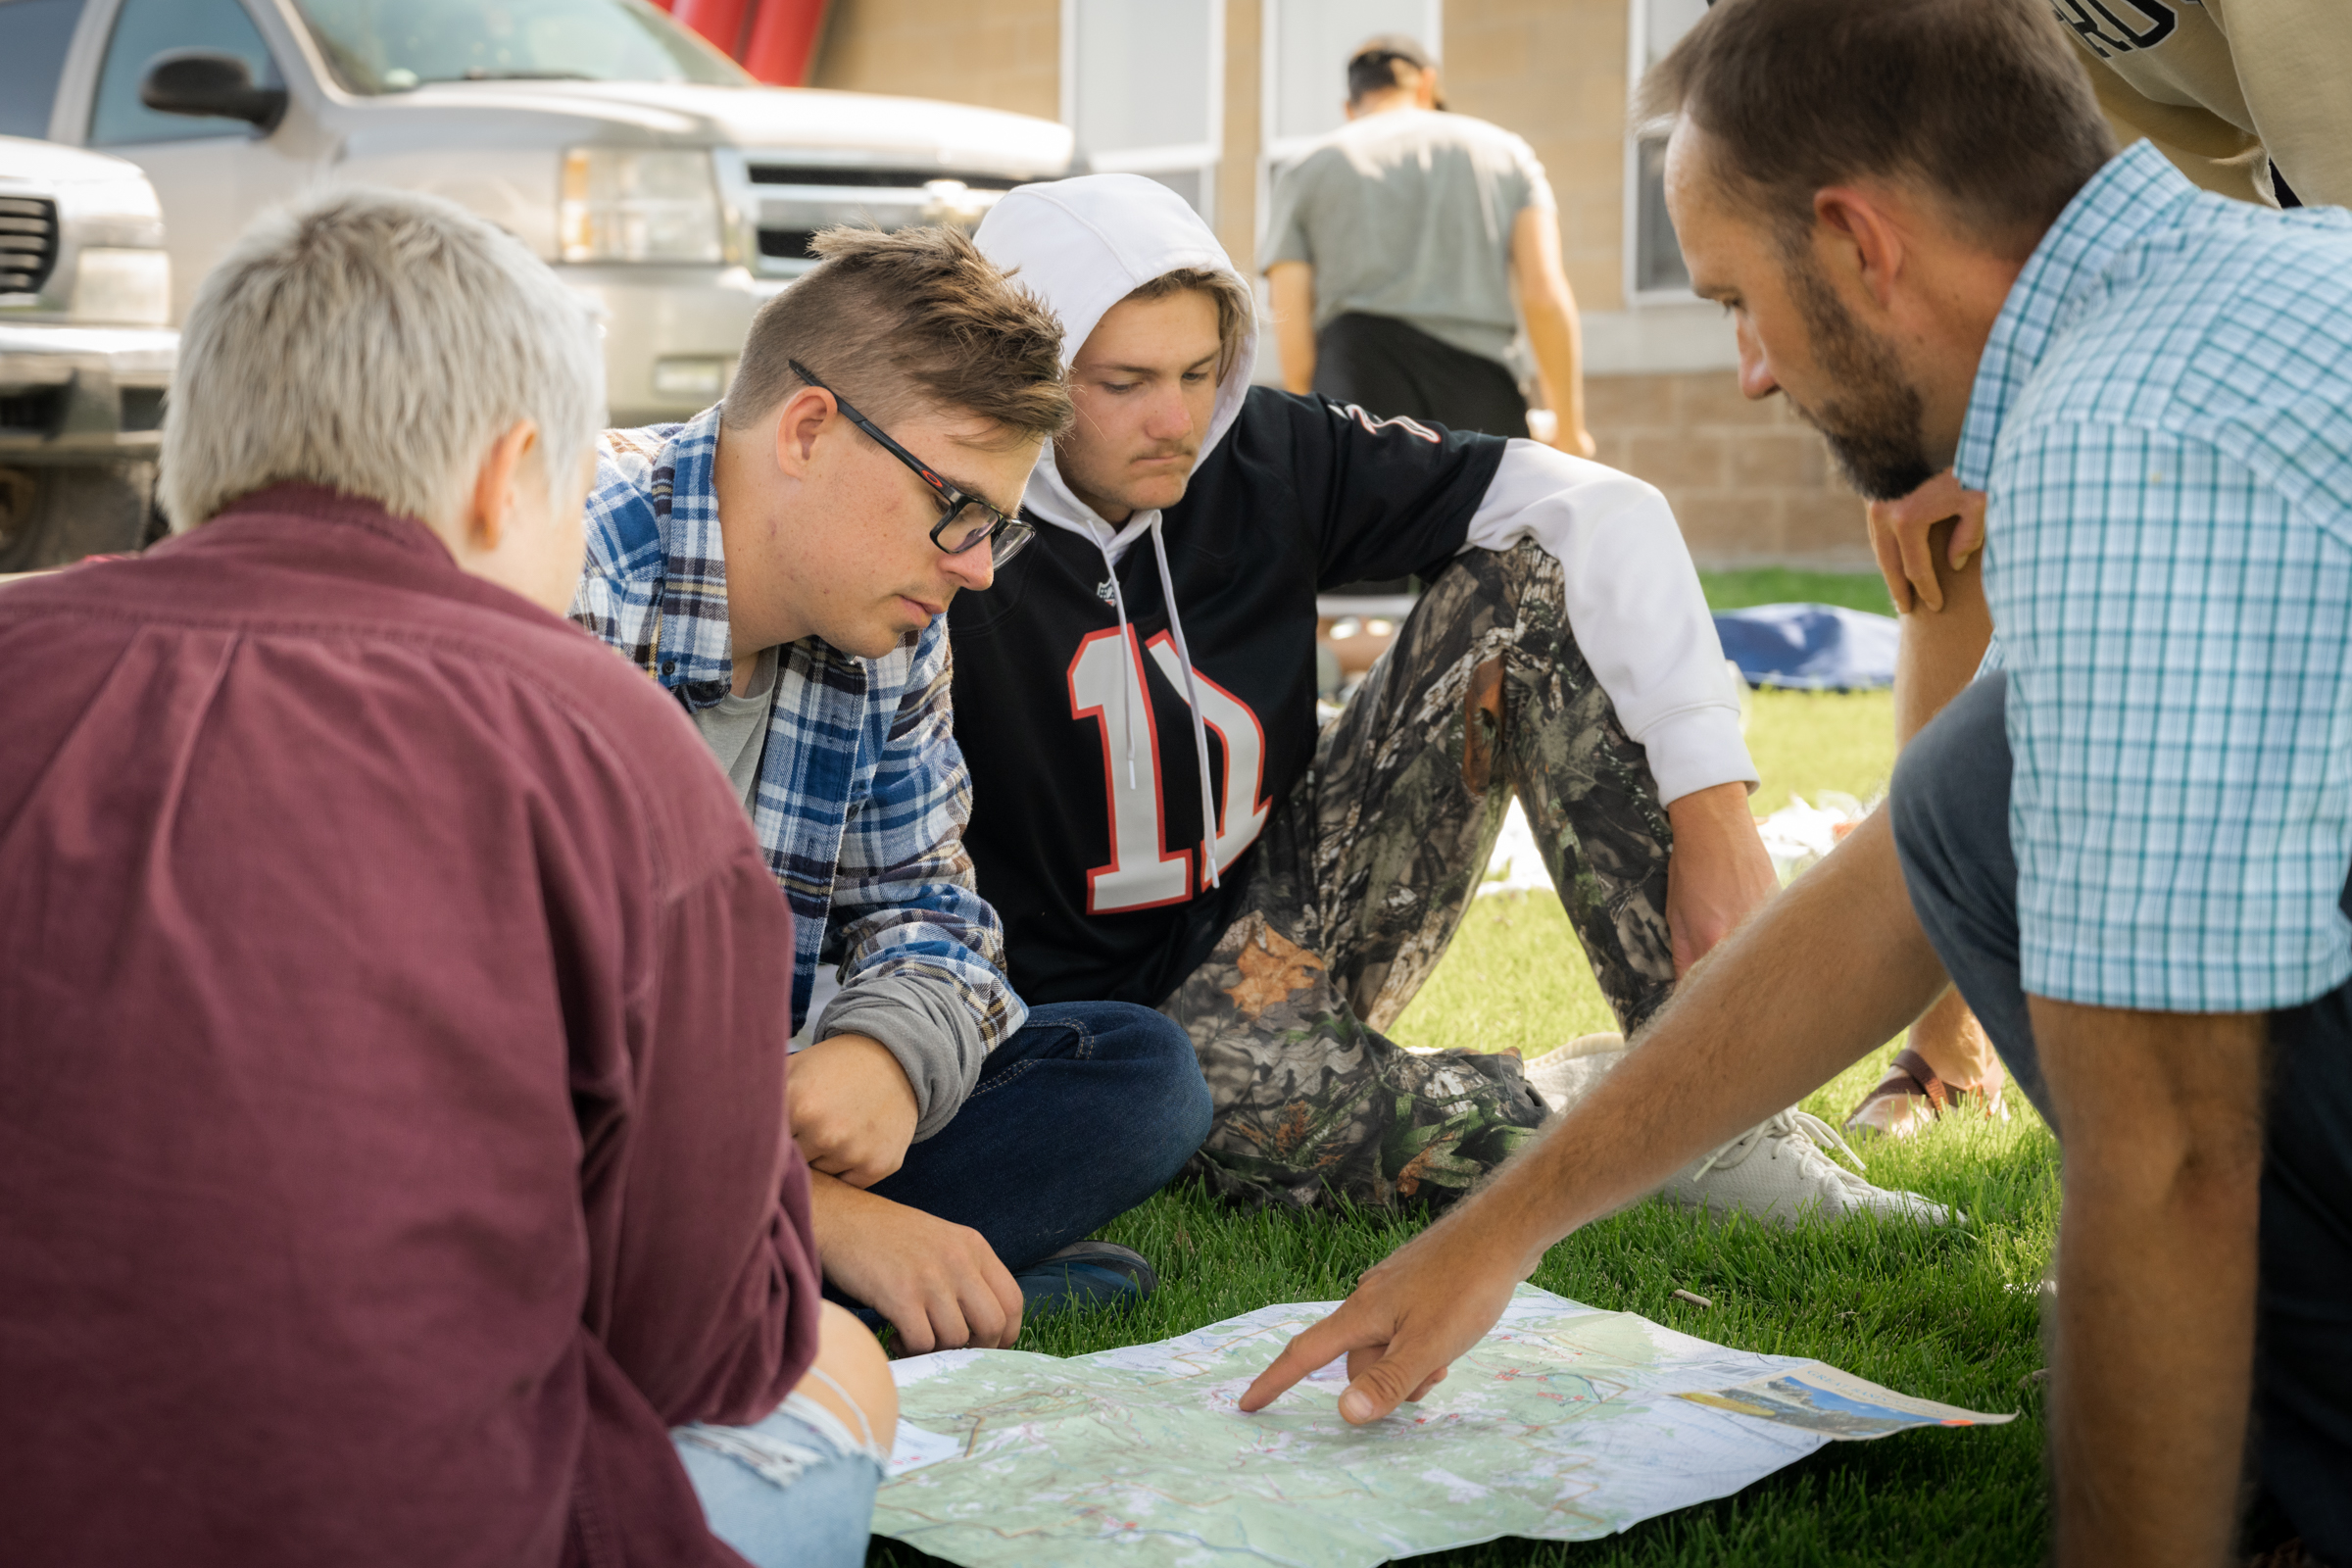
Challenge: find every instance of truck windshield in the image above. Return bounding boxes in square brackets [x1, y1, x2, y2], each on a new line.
[289, 0, 754, 93]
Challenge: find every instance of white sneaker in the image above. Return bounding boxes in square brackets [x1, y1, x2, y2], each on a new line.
[1657, 1107, 1961, 1229]
[1523, 1033, 1629, 1116]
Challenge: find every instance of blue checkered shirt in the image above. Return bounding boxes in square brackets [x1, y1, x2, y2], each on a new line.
[1959, 141, 2352, 1012]
[572, 408, 1025, 1051]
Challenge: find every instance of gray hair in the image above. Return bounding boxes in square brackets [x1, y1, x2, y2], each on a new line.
[161, 187, 605, 531]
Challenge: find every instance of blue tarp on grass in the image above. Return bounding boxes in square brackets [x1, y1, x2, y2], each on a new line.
[1713, 602, 1900, 691]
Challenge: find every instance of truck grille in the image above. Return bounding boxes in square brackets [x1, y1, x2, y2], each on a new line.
[0, 197, 60, 296]
[759, 228, 819, 262]
[746, 166, 1025, 190]
[0, 385, 68, 435]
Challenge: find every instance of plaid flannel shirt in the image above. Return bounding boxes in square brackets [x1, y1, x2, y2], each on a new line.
[572, 407, 1026, 1058]
[1961, 142, 2352, 1012]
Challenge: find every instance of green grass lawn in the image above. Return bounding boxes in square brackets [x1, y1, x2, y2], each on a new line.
[1700, 566, 1897, 616]
[874, 575, 2057, 1567]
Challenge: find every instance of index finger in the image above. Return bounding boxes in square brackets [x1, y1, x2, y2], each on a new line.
[1867, 508, 1917, 615]
[1239, 1301, 1390, 1413]
[980, 1250, 1023, 1348]
[1890, 507, 1949, 613]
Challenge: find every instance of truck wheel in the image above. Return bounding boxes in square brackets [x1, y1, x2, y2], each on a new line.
[0, 461, 161, 572]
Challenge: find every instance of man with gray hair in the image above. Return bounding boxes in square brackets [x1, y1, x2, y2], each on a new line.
[0, 189, 893, 1568]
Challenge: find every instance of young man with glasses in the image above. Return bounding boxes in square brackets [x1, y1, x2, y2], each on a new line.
[574, 227, 1211, 1355]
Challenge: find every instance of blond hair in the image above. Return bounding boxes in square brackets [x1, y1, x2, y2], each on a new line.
[1123, 267, 1254, 381]
[162, 188, 603, 530]
[726, 224, 1070, 442]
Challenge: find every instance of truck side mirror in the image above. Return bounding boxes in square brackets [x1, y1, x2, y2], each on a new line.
[138, 50, 288, 134]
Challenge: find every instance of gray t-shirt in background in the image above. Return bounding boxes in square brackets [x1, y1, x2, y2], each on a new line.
[1262, 107, 1555, 367]
[692, 643, 780, 812]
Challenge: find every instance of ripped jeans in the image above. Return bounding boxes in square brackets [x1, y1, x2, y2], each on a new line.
[672, 1374, 888, 1568]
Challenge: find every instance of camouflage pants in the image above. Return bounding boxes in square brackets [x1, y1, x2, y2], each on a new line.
[1160, 541, 1679, 1212]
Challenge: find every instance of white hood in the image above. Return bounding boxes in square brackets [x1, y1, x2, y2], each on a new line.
[974, 173, 1257, 553]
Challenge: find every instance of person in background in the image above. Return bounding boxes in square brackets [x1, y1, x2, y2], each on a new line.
[0, 189, 890, 1568]
[1849, 0, 2352, 1135]
[1243, 1, 2352, 1560]
[1263, 34, 1593, 456]
[574, 226, 1211, 1356]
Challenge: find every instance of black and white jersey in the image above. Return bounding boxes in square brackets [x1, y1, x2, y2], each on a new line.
[949, 386, 1505, 1010]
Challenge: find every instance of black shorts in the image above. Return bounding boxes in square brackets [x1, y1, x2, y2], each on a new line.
[1311, 312, 1528, 439]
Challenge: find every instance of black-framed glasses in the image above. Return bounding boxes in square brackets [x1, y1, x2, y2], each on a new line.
[788, 359, 1036, 568]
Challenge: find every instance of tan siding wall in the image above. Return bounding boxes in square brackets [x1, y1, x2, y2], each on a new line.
[808, 0, 1061, 122]
[1443, 0, 1627, 312]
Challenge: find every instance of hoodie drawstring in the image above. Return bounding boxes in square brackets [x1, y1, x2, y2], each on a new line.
[1088, 514, 1224, 891]
[1088, 526, 1142, 791]
[1150, 516, 1222, 890]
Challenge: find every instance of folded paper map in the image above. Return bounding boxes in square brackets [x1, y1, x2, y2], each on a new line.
[875, 1285, 2008, 1567]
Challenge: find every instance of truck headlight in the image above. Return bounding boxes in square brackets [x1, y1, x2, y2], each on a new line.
[72, 248, 172, 325]
[560, 148, 724, 265]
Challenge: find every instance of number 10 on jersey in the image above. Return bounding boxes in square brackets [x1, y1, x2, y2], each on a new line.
[1068, 629, 1272, 914]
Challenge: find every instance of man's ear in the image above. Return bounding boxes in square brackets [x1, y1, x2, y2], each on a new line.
[466, 420, 540, 553]
[770, 385, 833, 480]
[1812, 187, 1907, 312]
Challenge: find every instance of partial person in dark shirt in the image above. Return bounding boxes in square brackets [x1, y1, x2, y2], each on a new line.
[0, 190, 891, 1568]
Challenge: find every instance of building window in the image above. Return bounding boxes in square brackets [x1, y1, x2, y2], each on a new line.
[1259, 0, 1443, 212]
[1062, 0, 1223, 218]
[1626, 0, 1706, 298]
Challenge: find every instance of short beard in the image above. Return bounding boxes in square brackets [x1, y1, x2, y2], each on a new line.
[1782, 256, 1936, 502]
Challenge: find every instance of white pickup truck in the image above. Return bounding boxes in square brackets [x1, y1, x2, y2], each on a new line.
[1, 0, 1075, 425]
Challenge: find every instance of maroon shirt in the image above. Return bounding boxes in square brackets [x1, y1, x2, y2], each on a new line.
[0, 487, 818, 1567]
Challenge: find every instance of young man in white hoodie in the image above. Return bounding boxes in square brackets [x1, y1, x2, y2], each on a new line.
[956, 175, 1949, 1223]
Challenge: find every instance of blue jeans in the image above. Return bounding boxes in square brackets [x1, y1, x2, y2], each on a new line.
[858, 1000, 1210, 1276]
[1891, 675, 2352, 1560]
[673, 1392, 883, 1568]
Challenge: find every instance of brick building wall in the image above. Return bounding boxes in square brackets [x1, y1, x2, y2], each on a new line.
[1589, 373, 1866, 567]
[808, 0, 1875, 569]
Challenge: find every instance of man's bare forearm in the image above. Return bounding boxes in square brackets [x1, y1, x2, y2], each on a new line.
[1508, 206, 1591, 451]
[1521, 295, 1589, 450]
[2034, 1000, 2266, 1568]
[1437, 808, 1945, 1265]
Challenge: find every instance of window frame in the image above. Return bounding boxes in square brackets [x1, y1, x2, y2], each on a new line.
[1623, 0, 1699, 306]
[1058, 0, 1225, 220]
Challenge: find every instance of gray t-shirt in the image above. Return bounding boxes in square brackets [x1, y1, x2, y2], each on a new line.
[1262, 107, 1554, 367]
[692, 643, 779, 812]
